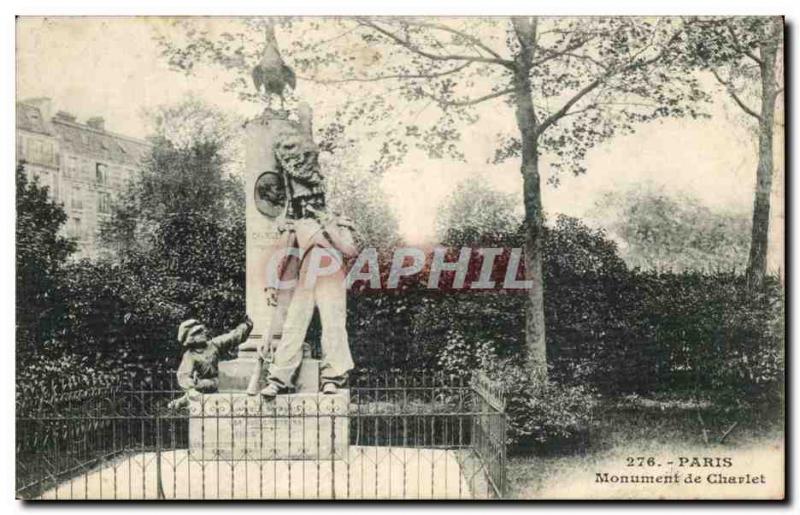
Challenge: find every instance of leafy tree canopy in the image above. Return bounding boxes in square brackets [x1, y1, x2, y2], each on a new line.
[16, 162, 76, 354]
[594, 186, 751, 272]
[157, 17, 709, 178]
[435, 175, 522, 246]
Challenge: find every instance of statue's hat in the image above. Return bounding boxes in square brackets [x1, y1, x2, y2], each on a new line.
[177, 319, 204, 346]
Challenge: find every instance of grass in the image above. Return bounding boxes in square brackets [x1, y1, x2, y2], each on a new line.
[505, 395, 784, 500]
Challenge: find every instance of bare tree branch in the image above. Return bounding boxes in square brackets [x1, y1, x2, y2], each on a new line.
[532, 35, 597, 67]
[557, 99, 663, 121]
[727, 24, 763, 66]
[531, 20, 634, 76]
[425, 87, 515, 108]
[537, 30, 682, 134]
[298, 62, 472, 84]
[557, 103, 598, 119]
[537, 75, 607, 134]
[553, 49, 609, 71]
[296, 25, 361, 53]
[400, 20, 508, 62]
[357, 18, 514, 69]
[711, 69, 762, 121]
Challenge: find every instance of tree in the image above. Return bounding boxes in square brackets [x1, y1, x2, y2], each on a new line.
[145, 95, 245, 177]
[157, 17, 706, 371]
[685, 17, 783, 291]
[594, 186, 751, 272]
[322, 142, 401, 253]
[435, 175, 521, 246]
[16, 161, 76, 355]
[28, 134, 250, 387]
[99, 98, 250, 342]
[100, 136, 243, 253]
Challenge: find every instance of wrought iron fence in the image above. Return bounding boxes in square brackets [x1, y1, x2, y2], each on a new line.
[17, 372, 506, 500]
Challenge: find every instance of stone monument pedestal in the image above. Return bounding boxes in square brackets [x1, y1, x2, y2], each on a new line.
[218, 355, 320, 393]
[189, 391, 349, 461]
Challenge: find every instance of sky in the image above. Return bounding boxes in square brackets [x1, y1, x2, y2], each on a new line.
[15, 17, 784, 270]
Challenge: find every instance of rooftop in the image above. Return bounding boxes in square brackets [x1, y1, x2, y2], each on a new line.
[16, 102, 52, 136]
[52, 118, 150, 166]
[17, 99, 150, 166]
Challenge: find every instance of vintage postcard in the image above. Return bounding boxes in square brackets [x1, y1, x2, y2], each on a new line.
[15, 15, 785, 500]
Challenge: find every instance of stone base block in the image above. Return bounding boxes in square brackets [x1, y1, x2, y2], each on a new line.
[189, 391, 349, 461]
[218, 357, 320, 393]
[217, 356, 258, 392]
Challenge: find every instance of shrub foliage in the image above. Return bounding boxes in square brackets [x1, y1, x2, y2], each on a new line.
[16, 148, 783, 452]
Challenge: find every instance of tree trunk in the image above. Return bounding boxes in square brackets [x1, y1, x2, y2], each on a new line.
[520, 149, 547, 372]
[746, 21, 780, 292]
[511, 18, 547, 373]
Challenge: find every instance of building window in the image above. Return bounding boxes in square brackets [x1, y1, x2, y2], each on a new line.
[42, 141, 54, 165]
[96, 163, 109, 185]
[65, 156, 78, 177]
[24, 139, 55, 166]
[98, 192, 111, 214]
[27, 139, 36, 161]
[81, 159, 91, 178]
[72, 217, 82, 240]
[71, 186, 83, 210]
[27, 139, 40, 162]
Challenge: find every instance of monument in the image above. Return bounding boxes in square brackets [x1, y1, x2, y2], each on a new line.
[216, 107, 322, 395]
[181, 21, 354, 461]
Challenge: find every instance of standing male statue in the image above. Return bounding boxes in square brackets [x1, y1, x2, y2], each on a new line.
[252, 125, 358, 399]
[242, 25, 357, 399]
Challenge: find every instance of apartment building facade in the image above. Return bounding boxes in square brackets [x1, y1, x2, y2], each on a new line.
[16, 98, 150, 259]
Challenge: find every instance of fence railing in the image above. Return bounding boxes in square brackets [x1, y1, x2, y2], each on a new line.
[17, 372, 506, 500]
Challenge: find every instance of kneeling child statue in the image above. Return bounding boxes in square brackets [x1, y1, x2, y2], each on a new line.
[167, 316, 253, 409]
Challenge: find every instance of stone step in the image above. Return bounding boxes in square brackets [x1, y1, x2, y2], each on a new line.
[218, 357, 320, 393]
